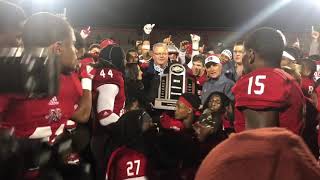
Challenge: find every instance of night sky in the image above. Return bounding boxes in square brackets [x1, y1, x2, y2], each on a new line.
[14, 0, 320, 31]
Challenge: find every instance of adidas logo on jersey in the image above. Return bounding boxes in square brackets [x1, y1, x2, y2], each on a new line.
[48, 96, 59, 106]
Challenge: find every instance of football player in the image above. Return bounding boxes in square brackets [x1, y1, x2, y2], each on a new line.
[105, 110, 155, 180]
[0, 12, 93, 179]
[90, 43, 126, 180]
[232, 27, 305, 134]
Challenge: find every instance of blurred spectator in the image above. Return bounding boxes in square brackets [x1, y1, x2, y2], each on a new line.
[168, 44, 180, 63]
[136, 42, 143, 56]
[189, 54, 207, 96]
[299, 59, 317, 98]
[125, 62, 144, 105]
[74, 30, 86, 58]
[223, 42, 244, 82]
[125, 97, 141, 112]
[219, 49, 232, 64]
[0, 0, 26, 47]
[194, 92, 230, 160]
[281, 66, 302, 85]
[178, 40, 190, 65]
[201, 56, 235, 105]
[126, 49, 139, 63]
[281, 47, 299, 68]
[199, 91, 231, 137]
[232, 27, 304, 134]
[139, 40, 152, 66]
[80, 43, 101, 69]
[161, 93, 201, 131]
[195, 128, 320, 180]
[88, 43, 101, 59]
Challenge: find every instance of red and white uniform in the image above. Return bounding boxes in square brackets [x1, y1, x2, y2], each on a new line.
[106, 146, 149, 180]
[232, 68, 305, 135]
[80, 57, 95, 67]
[301, 77, 315, 98]
[93, 67, 125, 129]
[0, 73, 82, 144]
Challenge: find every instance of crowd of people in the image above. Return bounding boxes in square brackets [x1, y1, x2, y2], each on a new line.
[1, 1, 320, 180]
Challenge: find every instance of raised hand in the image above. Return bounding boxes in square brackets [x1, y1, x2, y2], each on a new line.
[190, 34, 200, 43]
[312, 26, 320, 39]
[163, 35, 173, 45]
[143, 24, 155, 35]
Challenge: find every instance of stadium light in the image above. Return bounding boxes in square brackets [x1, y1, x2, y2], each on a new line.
[223, 0, 293, 45]
[313, 0, 320, 8]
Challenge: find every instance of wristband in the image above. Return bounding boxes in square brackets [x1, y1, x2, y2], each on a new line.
[81, 78, 92, 91]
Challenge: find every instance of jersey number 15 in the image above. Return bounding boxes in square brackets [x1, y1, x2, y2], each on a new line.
[248, 75, 266, 95]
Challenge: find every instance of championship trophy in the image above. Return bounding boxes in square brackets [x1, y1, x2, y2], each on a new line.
[154, 64, 195, 110]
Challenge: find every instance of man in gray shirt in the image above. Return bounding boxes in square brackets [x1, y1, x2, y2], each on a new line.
[201, 56, 235, 104]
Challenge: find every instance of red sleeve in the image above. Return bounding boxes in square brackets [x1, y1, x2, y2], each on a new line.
[233, 70, 290, 110]
[160, 113, 184, 131]
[80, 57, 94, 66]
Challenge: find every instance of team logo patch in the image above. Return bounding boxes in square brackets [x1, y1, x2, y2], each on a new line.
[45, 108, 62, 122]
[171, 65, 184, 73]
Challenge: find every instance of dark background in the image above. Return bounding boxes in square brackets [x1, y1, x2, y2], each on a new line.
[13, 0, 320, 32]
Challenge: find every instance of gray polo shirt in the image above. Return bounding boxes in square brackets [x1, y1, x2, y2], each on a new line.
[201, 74, 235, 105]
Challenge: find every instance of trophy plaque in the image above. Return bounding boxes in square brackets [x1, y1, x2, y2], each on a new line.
[154, 64, 195, 110]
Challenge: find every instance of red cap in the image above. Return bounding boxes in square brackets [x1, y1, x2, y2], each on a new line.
[100, 39, 116, 49]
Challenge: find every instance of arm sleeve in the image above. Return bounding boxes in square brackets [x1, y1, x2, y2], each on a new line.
[178, 50, 186, 65]
[97, 84, 120, 126]
[309, 39, 320, 56]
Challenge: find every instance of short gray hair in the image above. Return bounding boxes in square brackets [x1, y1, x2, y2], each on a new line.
[152, 43, 168, 52]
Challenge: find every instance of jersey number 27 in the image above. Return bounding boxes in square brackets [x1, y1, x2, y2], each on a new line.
[126, 160, 141, 177]
[248, 75, 266, 95]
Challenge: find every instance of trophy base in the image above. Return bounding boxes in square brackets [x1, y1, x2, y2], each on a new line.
[154, 98, 177, 110]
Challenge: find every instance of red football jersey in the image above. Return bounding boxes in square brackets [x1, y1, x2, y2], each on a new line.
[93, 67, 125, 118]
[301, 77, 315, 97]
[232, 68, 305, 134]
[106, 146, 149, 180]
[0, 73, 82, 143]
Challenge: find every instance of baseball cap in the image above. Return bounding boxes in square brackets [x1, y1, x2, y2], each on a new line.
[282, 51, 295, 61]
[100, 39, 116, 50]
[221, 49, 232, 60]
[205, 55, 220, 65]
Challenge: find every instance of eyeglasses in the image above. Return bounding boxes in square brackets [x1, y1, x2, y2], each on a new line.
[233, 50, 244, 54]
[154, 52, 168, 56]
